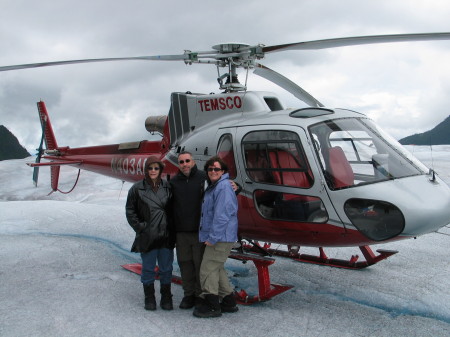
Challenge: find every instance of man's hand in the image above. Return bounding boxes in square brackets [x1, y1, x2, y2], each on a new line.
[229, 180, 242, 195]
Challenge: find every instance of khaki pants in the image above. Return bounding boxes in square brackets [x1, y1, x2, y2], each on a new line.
[199, 242, 234, 298]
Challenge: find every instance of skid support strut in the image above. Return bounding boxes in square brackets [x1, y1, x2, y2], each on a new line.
[229, 251, 293, 304]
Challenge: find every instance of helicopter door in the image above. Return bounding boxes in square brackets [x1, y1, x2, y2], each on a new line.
[235, 126, 337, 227]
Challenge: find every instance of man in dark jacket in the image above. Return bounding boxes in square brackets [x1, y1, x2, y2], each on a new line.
[169, 151, 206, 309]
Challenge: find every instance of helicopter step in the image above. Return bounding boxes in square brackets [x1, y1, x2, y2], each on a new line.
[241, 242, 398, 270]
[121, 249, 294, 305]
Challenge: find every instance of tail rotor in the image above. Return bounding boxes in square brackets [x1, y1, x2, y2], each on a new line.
[32, 113, 47, 186]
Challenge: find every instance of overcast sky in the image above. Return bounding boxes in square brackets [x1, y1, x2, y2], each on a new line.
[1, 0, 450, 153]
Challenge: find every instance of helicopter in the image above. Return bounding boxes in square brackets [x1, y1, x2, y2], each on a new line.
[1, 33, 450, 303]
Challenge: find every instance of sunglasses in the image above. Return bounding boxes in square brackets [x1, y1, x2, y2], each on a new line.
[207, 167, 223, 172]
[148, 167, 160, 171]
[178, 159, 191, 164]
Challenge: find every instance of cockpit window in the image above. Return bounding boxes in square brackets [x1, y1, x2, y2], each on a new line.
[309, 118, 428, 190]
[242, 130, 313, 188]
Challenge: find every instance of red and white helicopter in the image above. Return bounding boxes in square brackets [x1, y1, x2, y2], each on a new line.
[2, 33, 450, 303]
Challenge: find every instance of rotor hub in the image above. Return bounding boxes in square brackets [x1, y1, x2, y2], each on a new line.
[212, 43, 250, 53]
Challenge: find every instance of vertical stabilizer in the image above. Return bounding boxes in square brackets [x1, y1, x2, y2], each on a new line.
[35, 101, 60, 191]
[37, 101, 58, 150]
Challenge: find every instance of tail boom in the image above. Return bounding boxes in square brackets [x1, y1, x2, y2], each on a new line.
[30, 101, 173, 192]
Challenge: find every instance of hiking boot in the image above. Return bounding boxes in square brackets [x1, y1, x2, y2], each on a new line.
[160, 283, 173, 310]
[193, 294, 222, 318]
[179, 295, 196, 309]
[143, 283, 156, 311]
[220, 293, 239, 313]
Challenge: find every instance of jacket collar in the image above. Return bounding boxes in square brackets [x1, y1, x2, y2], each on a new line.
[177, 164, 199, 179]
[138, 179, 167, 190]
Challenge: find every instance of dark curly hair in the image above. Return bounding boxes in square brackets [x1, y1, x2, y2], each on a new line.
[204, 156, 228, 175]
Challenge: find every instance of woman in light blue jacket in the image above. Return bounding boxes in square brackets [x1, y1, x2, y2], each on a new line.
[193, 156, 239, 318]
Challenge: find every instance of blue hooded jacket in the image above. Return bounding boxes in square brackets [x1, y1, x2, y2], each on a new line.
[199, 173, 238, 245]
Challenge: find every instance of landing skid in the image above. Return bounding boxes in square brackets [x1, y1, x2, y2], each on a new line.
[121, 243, 394, 305]
[121, 263, 183, 285]
[121, 249, 294, 305]
[242, 242, 398, 270]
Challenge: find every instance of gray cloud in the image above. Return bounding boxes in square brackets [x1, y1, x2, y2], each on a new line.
[1, 0, 450, 151]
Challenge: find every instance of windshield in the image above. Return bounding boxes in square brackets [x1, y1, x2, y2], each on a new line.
[309, 118, 428, 190]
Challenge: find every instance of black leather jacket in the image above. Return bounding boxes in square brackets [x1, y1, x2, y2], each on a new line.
[125, 179, 174, 253]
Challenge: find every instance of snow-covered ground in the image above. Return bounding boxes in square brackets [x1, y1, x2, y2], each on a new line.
[0, 146, 449, 337]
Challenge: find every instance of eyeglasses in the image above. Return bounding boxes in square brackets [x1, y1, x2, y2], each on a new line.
[148, 167, 160, 171]
[207, 167, 223, 172]
[178, 159, 191, 164]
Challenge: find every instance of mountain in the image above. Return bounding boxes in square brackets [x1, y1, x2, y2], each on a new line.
[0, 125, 30, 161]
[399, 115, 450, 145]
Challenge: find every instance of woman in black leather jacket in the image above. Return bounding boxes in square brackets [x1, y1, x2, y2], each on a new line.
[125, 156, 174, 311]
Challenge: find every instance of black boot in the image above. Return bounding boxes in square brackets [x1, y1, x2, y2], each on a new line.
[193, 294, 222, 318]
[160, 283, 173, 310]
[179, 295, 196, 309]
[220, 293, 239, 313]
[143, 283, 156, 311]
[194, 296, 203, 309]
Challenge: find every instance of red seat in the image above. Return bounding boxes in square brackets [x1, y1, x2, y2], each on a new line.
[245, 150, 272, 183]
[268, 151, 311, 188]
[328, 146, 354, 188]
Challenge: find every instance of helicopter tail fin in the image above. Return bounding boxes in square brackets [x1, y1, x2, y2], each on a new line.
[33, 101, 60, 191]
[37, 101, 58, 150]
[29, 101, 83, 192]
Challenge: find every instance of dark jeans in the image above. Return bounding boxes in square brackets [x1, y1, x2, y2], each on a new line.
[140, 248, 174, 285]
[176, 232, 205, 297]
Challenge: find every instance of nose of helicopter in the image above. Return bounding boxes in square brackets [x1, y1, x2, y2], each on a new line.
[336, 174, 450, 240]
[398, 176, 450, 236]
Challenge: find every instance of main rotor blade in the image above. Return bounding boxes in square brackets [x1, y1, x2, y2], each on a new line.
[254, 63, 324, 108]
[262, 32, 450, 53]
[0, 54, 190, 72]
